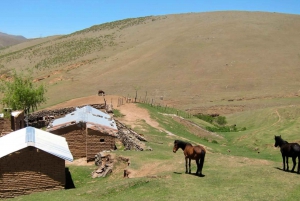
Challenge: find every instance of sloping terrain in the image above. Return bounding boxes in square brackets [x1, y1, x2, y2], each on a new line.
[1, 11, 300, 200]
[0, 32, 27, 48]
[1, 11, 300, 114]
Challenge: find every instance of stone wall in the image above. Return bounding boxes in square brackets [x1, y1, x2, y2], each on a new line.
[0, 147, 65, 199]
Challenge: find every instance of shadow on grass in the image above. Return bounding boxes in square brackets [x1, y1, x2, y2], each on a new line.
[274, 167, 300, 174]
[173, 172, 205, 177]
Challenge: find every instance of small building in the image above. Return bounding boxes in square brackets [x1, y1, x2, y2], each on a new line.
[1, 110, 25, 137]
[0, 127, 73, 199]
[47, 105, 118, 161]
[11, 110, 25, 130]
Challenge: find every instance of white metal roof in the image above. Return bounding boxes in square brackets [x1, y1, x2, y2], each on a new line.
[47, 105, 118, 131]
[0, 126, 73, 162]
[11, 110, 23, 117]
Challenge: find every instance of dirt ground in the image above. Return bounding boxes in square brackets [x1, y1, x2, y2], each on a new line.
[59, 95, 165, 169]
[47, 94, 159, 129]
[59, 95, 212, 177]
[57, 94, 267, 178]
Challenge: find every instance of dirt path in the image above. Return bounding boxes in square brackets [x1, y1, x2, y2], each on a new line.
[52, 94, 211, 174]
[48, 95, 162, 130]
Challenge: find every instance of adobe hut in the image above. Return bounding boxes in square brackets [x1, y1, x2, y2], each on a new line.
[0, 110, 25, 136]
[0, 127, 73, 199]
[10, 110, 25, 130]
[47, 105, 118, 161]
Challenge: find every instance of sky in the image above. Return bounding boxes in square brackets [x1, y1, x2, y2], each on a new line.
[1, 0, 300, 39]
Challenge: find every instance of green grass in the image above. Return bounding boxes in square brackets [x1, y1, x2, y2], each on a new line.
[6, 103, 300, 201]
[113, 109, 125, 118]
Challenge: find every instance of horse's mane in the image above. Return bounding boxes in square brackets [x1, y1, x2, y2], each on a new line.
[275, 135, 288, 144]
[175, 140, 192, 146]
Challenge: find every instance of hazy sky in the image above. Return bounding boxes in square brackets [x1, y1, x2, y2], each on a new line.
[1, 0, 300, 38]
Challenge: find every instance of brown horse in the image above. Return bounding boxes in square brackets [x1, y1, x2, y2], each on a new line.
[173, 140, 206, 177]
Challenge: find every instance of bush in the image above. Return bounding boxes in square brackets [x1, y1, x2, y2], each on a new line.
[194, 114, 214, 123]
[216, 116, 227, 125]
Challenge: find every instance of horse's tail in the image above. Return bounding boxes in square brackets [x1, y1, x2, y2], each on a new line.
[199, 149, 206, 173]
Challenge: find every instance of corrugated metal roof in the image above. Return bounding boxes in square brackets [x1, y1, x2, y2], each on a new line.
[47, 105, 118, 132]
[0, 127, 73, 161]
[11, 110, 23, 117]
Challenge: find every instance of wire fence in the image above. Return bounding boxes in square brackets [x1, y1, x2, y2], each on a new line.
[116, 93, 193, 119]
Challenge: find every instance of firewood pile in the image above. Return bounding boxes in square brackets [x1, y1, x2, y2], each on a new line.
[115, 120, 152, 151]
[27, 104, 106, 128]
[92, 152, 113, 178]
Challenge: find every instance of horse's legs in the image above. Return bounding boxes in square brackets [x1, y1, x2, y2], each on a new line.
[291, 157, 296, 172]
[298, 156, 300, 174]
[282, 155, 286, 171]
[286, 156, 289, 171]
[195, 159, 200, 175]
[188, 158, 191, 174]
[185, 158, 188, 174]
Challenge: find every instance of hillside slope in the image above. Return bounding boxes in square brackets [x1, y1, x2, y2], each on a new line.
[0, 32, 27, 48]
[1, 11, 300, 112]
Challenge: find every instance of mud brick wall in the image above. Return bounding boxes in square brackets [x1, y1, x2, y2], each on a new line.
[0, 118, 12, 136]
[50, 124, 87, 159]
[0, 147, 65, 199]
[11, 111, 25, 131]
[86, 128, 115, 161]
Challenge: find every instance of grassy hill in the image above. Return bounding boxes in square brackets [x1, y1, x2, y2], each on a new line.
[0, 32, 27, 48]
[1, 11, 300, 113]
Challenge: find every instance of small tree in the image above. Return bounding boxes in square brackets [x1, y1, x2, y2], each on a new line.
[0, 71, 47, 113]
[215, 116, 227, 125]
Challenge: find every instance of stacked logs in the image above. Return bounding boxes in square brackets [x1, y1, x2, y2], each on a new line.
[115, 120, 152, 151]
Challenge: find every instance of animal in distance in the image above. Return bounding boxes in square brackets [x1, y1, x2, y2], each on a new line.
[274, 135, 300, 173]
[173, 140, 206, 177]
[98, 90, 105, 96]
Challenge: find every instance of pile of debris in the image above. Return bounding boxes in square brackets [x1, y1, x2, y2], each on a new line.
[115, 120, 152, 151]
[92, 152, 114, 178]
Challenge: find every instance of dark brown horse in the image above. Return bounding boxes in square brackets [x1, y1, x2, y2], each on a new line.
[274, 135, 300, 173]
[173, 140, 206, 177]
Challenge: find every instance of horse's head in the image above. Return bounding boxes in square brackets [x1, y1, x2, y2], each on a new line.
[173, 140, 179, 153]
[274, 135, 282, 147]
